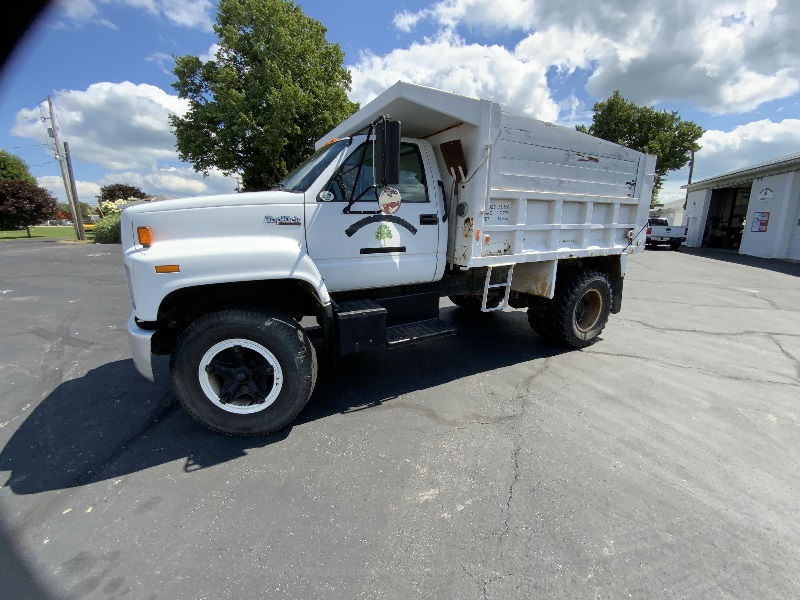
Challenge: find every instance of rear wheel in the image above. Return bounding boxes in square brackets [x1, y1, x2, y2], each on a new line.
[171, 309, 316, 436]
[670, 241, 682, 251]
[527, 270, 612, 348]
[449, 294, 500, 312]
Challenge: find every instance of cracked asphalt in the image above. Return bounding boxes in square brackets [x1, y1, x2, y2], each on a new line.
[1, 240, 799, 599]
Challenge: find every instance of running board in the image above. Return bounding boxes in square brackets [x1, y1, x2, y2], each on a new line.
[386, 318, 456, 347]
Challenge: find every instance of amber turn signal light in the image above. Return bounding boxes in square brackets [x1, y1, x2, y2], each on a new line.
[137, 226, 153, 246]
[154, 265, 180, 273]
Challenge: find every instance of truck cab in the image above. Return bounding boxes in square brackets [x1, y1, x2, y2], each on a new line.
[123, 81, 655, 436]
[302, 135, 447, 291]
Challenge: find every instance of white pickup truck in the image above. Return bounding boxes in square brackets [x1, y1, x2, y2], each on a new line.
[645, 217, 687, 250]
[123, 82, 655, 435]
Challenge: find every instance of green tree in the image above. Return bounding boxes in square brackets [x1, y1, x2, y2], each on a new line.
[170, 0, 358, 191]
[0, 180, 57, 237]
[96, 183, 148, 204]
[0, 150, 36, 185]
[375, 223, 393, 244]
[577, 91, 704, 203]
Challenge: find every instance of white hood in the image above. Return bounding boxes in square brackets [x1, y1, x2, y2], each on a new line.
[123, 190, 302, 215]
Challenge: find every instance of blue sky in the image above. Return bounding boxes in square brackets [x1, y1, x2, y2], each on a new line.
[1, 0, 798, 205]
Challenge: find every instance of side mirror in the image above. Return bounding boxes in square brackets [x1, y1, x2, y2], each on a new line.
[373, 119, 401, 186]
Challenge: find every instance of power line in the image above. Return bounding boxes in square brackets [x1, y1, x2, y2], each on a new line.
[6, 143, 53, 150]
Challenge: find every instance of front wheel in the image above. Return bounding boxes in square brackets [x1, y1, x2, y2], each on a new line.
[171, 309, 317, 436]
[527, 270, 612, 348]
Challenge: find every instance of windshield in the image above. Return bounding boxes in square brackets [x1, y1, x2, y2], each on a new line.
[278, 140, 349, 192]
[648, 218, 669, 226]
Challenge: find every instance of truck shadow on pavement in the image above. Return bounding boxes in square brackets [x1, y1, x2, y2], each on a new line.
[0, 308, 565, 495]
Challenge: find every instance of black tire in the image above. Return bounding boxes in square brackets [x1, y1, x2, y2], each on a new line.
[670, 242, 682, 251]
[449, 294, 500, 312]
[171, 309, 317, 436]
[526, 270, 612, 348]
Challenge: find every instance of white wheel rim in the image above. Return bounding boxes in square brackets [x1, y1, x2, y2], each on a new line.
[198, 338, 283, 414]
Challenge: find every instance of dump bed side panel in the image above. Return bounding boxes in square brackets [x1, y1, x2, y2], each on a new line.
[463, 112, 653, 267]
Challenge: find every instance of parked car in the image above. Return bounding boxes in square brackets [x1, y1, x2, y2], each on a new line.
[646, 217, 687, 250]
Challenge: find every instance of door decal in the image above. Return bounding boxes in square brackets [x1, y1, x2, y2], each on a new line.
[345, 214, 418, 237]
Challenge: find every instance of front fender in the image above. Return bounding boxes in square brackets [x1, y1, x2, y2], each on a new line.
[124, 235, 330, 321]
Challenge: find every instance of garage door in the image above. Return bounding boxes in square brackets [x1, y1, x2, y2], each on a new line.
[789, 195, 800, 260]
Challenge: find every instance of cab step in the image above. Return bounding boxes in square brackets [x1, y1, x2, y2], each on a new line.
[386, 318, 455, 347]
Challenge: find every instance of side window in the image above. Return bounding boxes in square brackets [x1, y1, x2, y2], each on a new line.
[397, 143, 428, 203]
[325, 142, 428, 203]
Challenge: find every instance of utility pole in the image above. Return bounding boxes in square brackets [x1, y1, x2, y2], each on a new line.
[63, 142, 86, 240]
[46, 96, 85, 240]
[682, 149, 695, 211]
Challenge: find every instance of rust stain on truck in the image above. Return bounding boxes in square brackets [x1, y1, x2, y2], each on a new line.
[574, 151, 600, 163]
[462, 217, 473, 238]
[482, 242, 512, 256]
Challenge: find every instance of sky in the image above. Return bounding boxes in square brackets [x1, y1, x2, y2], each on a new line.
[0, 0, 798, 206]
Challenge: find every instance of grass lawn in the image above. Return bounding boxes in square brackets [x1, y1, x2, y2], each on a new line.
[0, 226, 94, 241]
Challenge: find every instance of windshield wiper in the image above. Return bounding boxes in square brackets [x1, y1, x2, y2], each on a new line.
[270, 182, 286, 191]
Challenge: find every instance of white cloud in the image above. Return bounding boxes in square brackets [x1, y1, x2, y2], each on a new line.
[348, 30, 560, 122]
[695, 118, 800, 173]
[659, 117, 800, 202]
[54, 0, 117, 28]
[146, 0, 214, 31]
[395, 0, 800, 114]
[554, 94, 592, 129]
[430, 0, 536, 31]
[37, 167, 237, 205]
[100, 166, 238, 198]
[15, 80, 239, 202]
[37, 175, 102, 205]
[55, 0, 214, 31]
[146, 52, 174, 75]
[57, 0, 99, 21]
[199, 43, 220, 63]
[393, 10, 428, 33]
[13, 81, 189, 170]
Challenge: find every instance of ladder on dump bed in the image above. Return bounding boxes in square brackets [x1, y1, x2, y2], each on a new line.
[482, 265, 514, 312]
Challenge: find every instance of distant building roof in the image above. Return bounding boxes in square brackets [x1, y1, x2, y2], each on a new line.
[685, 152, 800, 191]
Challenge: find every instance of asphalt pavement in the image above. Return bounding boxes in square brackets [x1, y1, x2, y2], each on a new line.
[1, 239, 799, 599]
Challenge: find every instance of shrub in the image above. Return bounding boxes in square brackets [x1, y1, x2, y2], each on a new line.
[93, 213, 122, 244]
[98, 198, 132, 217]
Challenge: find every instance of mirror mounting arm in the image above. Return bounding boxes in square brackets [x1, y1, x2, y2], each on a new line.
[343, 185, 381, 214]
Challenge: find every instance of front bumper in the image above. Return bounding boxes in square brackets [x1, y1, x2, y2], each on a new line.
[127, 314, 155, 381]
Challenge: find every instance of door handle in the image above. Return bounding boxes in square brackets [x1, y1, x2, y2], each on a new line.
[419, 214, 438, 225]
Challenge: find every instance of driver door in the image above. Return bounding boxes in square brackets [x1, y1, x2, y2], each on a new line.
[305, 139, 441, 293]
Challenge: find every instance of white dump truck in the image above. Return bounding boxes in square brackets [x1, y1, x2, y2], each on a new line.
[123, 82, 655, 435]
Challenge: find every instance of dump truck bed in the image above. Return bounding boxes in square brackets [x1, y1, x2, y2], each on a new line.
[318, 82, 656, 269]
